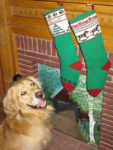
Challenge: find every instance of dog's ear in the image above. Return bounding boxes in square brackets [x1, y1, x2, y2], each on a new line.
[3, 87, 19, 117]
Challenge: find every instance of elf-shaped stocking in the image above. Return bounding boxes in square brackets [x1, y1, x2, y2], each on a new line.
[70, 10, 111, 96]
[44, 6, 82, 92]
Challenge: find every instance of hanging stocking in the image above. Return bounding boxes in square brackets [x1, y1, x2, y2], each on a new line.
[70, 10, 111, 96]
[44, 6, 82, 92]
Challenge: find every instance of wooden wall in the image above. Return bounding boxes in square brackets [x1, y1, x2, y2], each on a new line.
[6, 0, 113, 50]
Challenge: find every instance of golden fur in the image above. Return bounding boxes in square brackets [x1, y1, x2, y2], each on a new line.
[0, 76, 54, 150]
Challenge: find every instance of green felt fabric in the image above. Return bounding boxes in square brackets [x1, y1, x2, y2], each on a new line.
[54, 33, 80, 86]
[45, 6, 81, 87]
[70, 10, 109, 90]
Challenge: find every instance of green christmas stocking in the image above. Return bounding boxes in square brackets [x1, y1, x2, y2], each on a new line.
[44, 6, 82, 92]
[70, 10, 111, 96]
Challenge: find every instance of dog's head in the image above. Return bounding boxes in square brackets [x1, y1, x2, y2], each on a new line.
[3, 76, 51, 117]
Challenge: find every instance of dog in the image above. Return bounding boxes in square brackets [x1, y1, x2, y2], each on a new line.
[0, 76, 54, 150]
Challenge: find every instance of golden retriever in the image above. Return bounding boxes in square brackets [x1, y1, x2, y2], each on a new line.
[0, 76, 54, 150]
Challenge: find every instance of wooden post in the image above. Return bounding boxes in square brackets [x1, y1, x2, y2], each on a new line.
[0, 0, 17, 98]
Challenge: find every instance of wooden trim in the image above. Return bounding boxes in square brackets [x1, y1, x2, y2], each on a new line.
[8, 0, 113, 6]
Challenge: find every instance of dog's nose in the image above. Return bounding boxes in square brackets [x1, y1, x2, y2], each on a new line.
[35, 91, 43, 98]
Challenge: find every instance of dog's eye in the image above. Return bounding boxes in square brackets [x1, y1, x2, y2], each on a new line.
[31, 83, 35, 86]
[21, 91, 27, 96]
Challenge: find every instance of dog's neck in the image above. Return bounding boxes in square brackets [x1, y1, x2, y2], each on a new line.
[6, 108, 52, 123]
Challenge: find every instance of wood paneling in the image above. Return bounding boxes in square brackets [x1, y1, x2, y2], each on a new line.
[6, 0, 113, 51]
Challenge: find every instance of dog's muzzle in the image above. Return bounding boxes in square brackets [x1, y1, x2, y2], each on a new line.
[27, 91, 46, 109]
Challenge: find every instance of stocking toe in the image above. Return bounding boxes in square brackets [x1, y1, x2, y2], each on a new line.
[62, 81, 75, 92]
[88, 89, 102, 97]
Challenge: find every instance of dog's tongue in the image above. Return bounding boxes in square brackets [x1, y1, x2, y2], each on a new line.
[37, 100, 46, 108]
